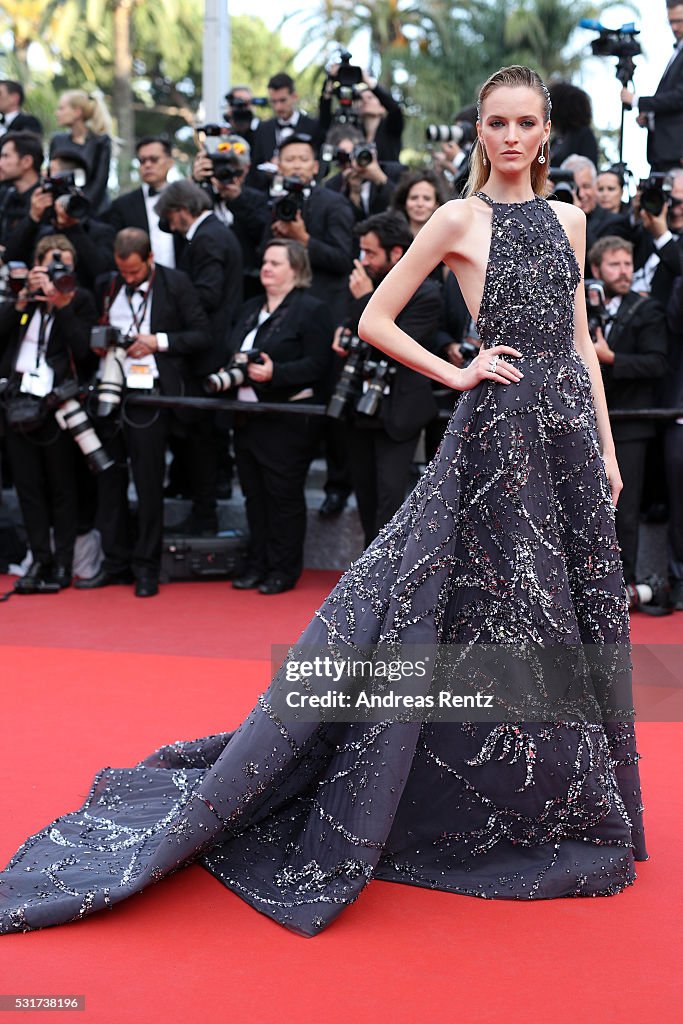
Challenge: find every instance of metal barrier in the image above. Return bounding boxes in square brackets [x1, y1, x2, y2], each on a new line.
[123, 392, 683, 422]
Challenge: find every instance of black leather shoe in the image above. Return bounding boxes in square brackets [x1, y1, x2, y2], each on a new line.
[232, 571, 265, 590]
[258, 574, 295, 595]
[15, 561, 52, 592]
[49, 565, 72, 589]
[135, 575, 159, 598]
[319, 492, 348, 518]
[75, 568, 134, 589]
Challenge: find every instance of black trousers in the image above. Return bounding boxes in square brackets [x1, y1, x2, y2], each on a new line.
[346, 422, 418, 547]
[614, 437, 647, 584]
[6, 417, 77, 567]
[234, 413, 317, 583]
[665, 424, 683, 582]
[168, 411, 222, 525]
[95, 404, 169, 577]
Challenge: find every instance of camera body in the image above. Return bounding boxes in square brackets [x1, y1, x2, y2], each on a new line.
[42, 171, 90, 220]
[585, 279, 610, 340]
[270, 175, 308, 222]
[90, 325, 131, 351]
[327, 331, 395, 419]
[548, 168, 577, 204]
[639, 173, 673, 217]
[204, 350, 265, 394]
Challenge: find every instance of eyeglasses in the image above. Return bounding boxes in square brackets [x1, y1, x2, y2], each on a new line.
[138, 155, 162, 165]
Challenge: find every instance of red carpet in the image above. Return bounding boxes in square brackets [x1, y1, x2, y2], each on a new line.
[0, 573, 680, 1023]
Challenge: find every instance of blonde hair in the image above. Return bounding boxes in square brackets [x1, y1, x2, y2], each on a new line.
[263, 240, 312, 289]
[464, 66, 552, 199]
[61, 89, 113, 138]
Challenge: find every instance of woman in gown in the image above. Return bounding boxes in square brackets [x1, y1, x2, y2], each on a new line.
[0, 66, 646, 938]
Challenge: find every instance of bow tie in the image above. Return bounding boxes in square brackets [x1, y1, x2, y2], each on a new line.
[277, 120, 295, 129]
[147, 185, 158, 197]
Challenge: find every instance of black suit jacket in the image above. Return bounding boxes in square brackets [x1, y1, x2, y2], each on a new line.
[263, 185, 355, 322]
[94, 265, 210, 397]
[666, 275, 683, 408]
[0, 289, 97, 387]
[349, 279, 442, 441]
[2, 112, 43, 135]
[177, 213, 243, 375]
[324, 169, 397, 223]
[602, 291, 669, 441]
[248, 113, 321, 191]
[639, 48, 683, 169]
[3, 215, 116, 292]
[216, 185, 269, 278]
[226, 288, 333, 404]
[103, 186, 184, 264]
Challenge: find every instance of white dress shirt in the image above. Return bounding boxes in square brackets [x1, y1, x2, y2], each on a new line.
[145, 184, 176, 268]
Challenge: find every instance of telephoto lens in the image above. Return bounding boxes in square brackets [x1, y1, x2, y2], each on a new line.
[54, 399, 114, 473]
[97, 343, 128, 416]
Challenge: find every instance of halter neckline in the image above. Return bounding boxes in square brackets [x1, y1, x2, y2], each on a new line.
[474, 191, 540, 207]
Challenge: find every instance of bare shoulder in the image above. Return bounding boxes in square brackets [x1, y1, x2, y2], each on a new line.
[547, 200, 586, 236]
[426, 197, 475, 235]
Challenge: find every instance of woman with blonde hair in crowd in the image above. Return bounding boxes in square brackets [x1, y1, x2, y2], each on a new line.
[49, 89, 113, 215]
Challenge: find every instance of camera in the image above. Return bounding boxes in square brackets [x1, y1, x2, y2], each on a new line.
[42, 171, 90, 220]
[224, 93, 267, 132]
[196, 125, 248, 183]
[89, 326, 133, 417]
[639, 173, 673, 217]
[425, 123, 476, 146]
[326, 50, 364, 128]
[44, 255, 77, 294]
[326, 331, 395, 419]
[548, 168, 577, 204]
[204, 350, 265, 394]
[580, 19, 641, 64]
[0, 261, 29, 301]
[47, 380, 114, 474]
[270, 175, 308, 222]
[584, 279, 610, 340]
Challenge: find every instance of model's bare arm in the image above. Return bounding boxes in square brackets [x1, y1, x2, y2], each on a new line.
[358, 202, 524, 392]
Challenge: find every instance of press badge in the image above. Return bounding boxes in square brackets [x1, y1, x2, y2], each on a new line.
[126, 364, 155, 390]
[20, 362, 54, 397]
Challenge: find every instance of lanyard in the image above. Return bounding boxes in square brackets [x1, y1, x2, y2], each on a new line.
[125, 286, 151, 335]
[33, 309, 52, 370]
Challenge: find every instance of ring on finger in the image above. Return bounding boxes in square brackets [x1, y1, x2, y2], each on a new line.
[488, 355, 499, 373]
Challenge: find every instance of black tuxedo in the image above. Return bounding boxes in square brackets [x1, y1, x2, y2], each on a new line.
[264, 185, 355, 322]
[639, 47, 683, 170]
[0, 290, 97, 569]
[324, 169, 397, 224]
[248, 112, 321, 187]
[229, 288, 334, 584]
[177, 213, 243, 376]
[344, 279, 442, 544]
[92, 266, 210, 580]
[665, 279, 683, 587]
[103, 186, 184, 264]
[215, 185, 269, 287]
[0, 181, 39, 247]
[608, 216, 683, 306]
[1, 112, 42, 135]
[601, 291, 668, 582]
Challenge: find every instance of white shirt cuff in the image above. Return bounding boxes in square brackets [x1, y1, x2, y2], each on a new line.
[156, 332, 169, 351]
[654, 231, 673, 250]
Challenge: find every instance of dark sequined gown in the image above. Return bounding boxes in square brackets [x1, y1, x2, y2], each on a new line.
[0, 195, 646, 938]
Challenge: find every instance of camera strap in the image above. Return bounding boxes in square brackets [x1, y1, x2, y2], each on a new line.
[607, 294, 648, 343]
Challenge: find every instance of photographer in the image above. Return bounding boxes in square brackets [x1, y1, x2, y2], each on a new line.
[221, 240, 333, 594]
[0, 130, 41, 248]
[323, 126, 399, 221]
[192, 134, 269, 298]
[621, 2, 683, 172]
[249, 73, 320, 189]
[588, 236, 668, 588]
[0, 80, 42, 137]
[154, 179, 243, 535]
[560, 155, 621, 254]
[319, 65, 404, 163]
[224, 87, 264, 149]
[332, 212, 441, 546]
[0, 234, 97, 591]
[104, 136, 178, 268]
[427, 107, 476, 197]
[264, 133, 355, 322]
[3, 152, 116, 292]
[74, 228, 210, 597]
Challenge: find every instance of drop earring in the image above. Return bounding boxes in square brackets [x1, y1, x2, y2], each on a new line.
[481, 144, 487, 166]
[538, 141, 546, 165]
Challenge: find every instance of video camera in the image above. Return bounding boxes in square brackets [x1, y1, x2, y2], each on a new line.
[41, 170, 90, 220]
[639, 173, 673, 217]
[326, 49, 364, 128]
[204, 350, 265, 394]
[425, 123, 476, 146]
[224, 92, 267, 133]
[326, 330, 395, 420]
[580, 19, 641, 71]
[269, 175, 308, 222]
